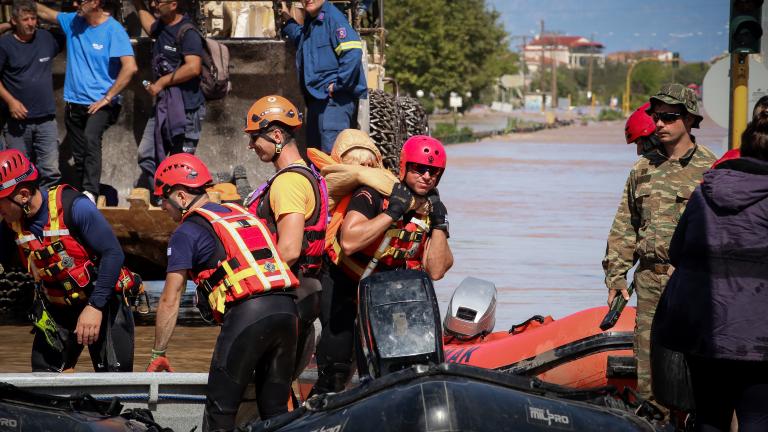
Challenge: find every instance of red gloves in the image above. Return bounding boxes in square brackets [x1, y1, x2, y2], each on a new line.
[146, 352, 174, 372]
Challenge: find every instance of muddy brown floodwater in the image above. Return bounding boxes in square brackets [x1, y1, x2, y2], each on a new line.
[0, 117, 728, 372]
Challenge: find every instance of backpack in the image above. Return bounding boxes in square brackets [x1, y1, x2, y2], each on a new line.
[176, 23, 231, 100]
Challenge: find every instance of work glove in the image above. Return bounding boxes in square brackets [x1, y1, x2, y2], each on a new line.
[427, 190, 449, 237]
[146, 350, 174, 372]
[385, 182, 413, 221]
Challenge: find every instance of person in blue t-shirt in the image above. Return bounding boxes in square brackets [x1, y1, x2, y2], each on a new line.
[279, 0, 367, 154]
[132, 0, 205, 205]
[35, 0, 137, 203]
[0, 0, 63, 189]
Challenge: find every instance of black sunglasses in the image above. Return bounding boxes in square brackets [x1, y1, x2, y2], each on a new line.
[651, 112, 683, 123]
[408, 163, 441, 177]
[248, 130, 270, 141]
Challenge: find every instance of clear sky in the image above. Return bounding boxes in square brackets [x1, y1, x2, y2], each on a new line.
[487, 0, 729, 62]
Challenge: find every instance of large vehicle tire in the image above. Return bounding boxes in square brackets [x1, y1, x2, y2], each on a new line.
[397, 96, 429, 140]
[369, 89, 400, 175]
[0, 268, 35, 322]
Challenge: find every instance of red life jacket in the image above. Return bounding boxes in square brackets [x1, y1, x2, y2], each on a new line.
[187, 203, 299, 323]
[246, 163, 328, 277]
[338, 197, 430, 281]
[11, 185, 140, 306]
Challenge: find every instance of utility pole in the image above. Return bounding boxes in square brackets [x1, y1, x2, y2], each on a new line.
[551, 41, 558, 109]
[521, 35, 527, 97]
[539, 19, 545, 99]
[587, 32, 595, 115]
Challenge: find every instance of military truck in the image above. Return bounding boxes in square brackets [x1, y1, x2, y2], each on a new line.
[0, 0, 428, 314]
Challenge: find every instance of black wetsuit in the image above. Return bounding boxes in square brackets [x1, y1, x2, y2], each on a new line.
[32, 296, 134, 372]
[203, 294, 297, 431]
[171, 203, 298, 431]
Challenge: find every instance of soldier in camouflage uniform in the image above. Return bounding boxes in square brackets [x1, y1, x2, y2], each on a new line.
[602, 83, 717, 400]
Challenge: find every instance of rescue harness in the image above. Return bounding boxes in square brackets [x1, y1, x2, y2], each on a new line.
[187, 203, 299, 323]
[11, 185, 141, 307]
[245, 163, 329, 277]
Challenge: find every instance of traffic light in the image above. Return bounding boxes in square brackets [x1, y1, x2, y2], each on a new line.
[730, 0, 764, 54]
[671, 52, 680, 68]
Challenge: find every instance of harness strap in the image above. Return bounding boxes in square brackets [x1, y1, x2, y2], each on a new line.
[32, 241, 66, 261]
[201, 248, 274, 289]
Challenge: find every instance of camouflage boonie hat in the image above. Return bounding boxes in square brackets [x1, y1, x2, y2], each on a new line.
[647, 83, 703, 128]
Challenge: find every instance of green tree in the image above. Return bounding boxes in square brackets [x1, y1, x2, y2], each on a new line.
[384, 0, 515, 106]
[675, 62, 710, 87]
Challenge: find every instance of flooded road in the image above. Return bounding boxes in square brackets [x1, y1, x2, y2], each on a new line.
[0, 118, 728, 372]
[435, 118, 726, 330]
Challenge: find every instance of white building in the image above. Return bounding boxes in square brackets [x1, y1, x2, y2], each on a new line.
[523, 35, 605, 73]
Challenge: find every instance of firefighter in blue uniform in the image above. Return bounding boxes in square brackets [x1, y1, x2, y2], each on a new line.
[280, 0, 367, 154]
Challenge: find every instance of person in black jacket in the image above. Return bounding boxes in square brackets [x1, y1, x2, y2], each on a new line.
[653, 113, 768, 431]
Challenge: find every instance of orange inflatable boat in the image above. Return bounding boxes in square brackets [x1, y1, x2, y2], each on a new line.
[443, 306, 637, 390]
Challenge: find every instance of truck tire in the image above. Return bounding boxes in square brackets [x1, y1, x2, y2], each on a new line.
[0, 269, 35, 321]
[369, 89, 400, 175]
[397, 96, 429, 140]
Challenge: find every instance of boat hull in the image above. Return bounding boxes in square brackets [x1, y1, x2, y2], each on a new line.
[444, 306, 637, 389]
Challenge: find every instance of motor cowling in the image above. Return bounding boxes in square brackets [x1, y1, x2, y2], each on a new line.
[356, 269, 443, 379]
[443, 277, 497, 340]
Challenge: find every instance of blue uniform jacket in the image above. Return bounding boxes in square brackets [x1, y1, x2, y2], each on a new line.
[282, 2, 367, 100]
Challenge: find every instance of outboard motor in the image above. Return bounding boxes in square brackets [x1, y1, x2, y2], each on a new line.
[356, 269, 443, 379]
[443, 277, 497, 340]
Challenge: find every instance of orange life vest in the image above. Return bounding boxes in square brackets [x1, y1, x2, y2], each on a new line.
[11, 185, 140, 306]
[338, 197, 430, 280]
[187, 203, 299, 323]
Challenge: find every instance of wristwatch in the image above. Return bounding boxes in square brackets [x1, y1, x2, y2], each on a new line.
[431, 221, 449, 238]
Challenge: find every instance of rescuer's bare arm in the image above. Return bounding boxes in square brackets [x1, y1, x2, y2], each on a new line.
[153, 270, 187, 352]
[276, 212, 305, 266]
[422, 229, 453, 280]
[339, 210, 395, 255]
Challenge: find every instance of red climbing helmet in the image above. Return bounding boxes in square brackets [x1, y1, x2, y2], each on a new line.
[625, 102, 656, 144]
[399, 135, 447, 184]
[154, 153, 213, 197]
[0, 149, 38, 199]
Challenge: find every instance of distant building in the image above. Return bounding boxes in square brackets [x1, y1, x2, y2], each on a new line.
[606, 50, 675, 64]
[523, 34, 604, 73]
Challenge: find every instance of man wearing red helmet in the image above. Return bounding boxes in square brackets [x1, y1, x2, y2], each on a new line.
[308, 135, 454, 395]
[243, 95, 329, 381]
[0, 149, 135, 372]
[625, 102, 660, 155]
[148, 153, 299, 430]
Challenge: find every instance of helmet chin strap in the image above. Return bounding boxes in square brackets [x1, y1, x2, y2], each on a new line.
[258, 130, 284, 162]
[168, 192, 206, 216]
[9, 198, 30, 216]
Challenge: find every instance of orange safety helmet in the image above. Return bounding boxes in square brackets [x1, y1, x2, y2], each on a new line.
[0, 149, 38, 199]
[244, 95, 303, 133]
[154, 153, 213, 198]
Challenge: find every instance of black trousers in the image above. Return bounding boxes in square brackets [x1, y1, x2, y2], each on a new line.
[203, 294, 298, 432]
[31, 295, 135, 372]
[687, 354, 768, 432]
[311, 264, 358, 395]
[64, 102, 121, 196]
